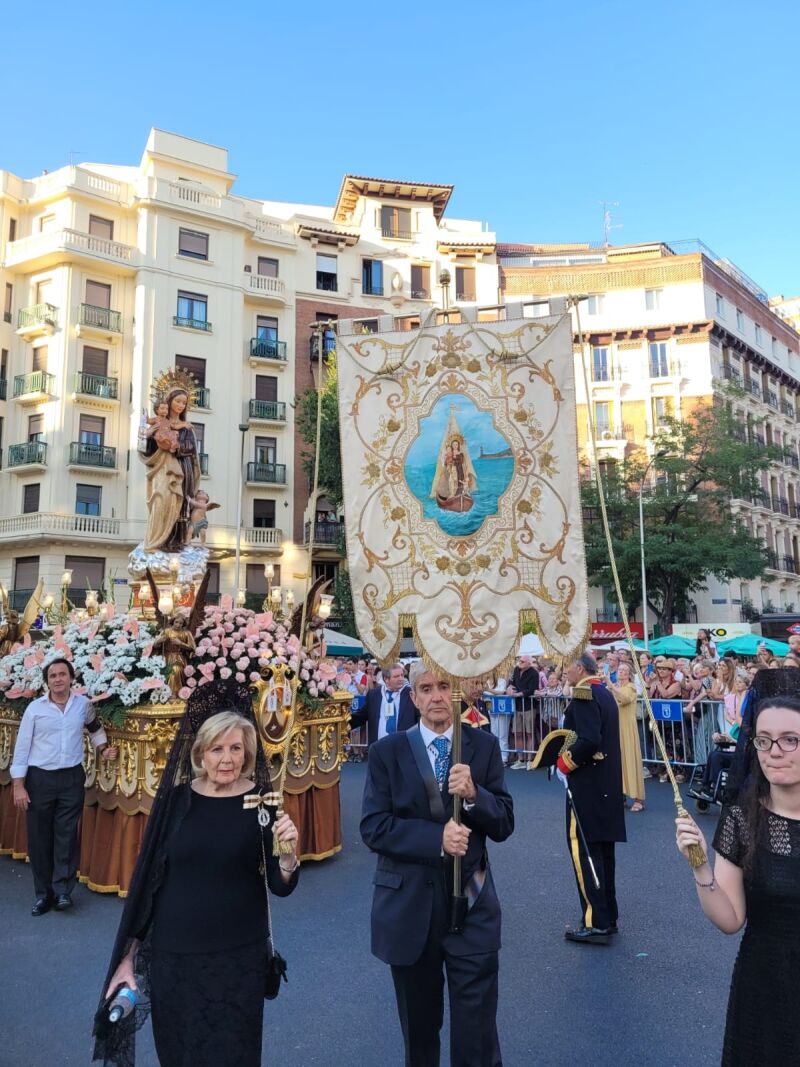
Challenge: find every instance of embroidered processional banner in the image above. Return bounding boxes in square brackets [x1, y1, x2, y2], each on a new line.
[336, 310, 590, 679]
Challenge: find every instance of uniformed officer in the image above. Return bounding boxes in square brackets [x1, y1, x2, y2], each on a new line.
[556, 652, 626, 945]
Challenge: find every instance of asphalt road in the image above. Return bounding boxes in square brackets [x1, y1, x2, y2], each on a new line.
[0, 764, 737, 1067]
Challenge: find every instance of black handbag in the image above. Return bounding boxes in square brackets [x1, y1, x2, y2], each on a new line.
[259, 822, 289, 1000]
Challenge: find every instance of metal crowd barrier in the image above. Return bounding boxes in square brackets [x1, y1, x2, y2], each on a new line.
[637, 698, 724, 770]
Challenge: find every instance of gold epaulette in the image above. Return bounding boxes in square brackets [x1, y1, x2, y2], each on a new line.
[572, 675, 602, 701]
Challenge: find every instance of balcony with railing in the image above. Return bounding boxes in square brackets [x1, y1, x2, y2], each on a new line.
[751, 488, 771, 508]
[310, 334, 336, 361]
[381, 226, 416, 241]
[4, 227, 137, 272]
[68, 442, 117, 469]
[73, 372, 119, 401]
[590, 363, 619, 383]
[17, 303, 58, 337]
[0, 511, 121, 542]
[246, 461, 287, 485]
[315, 273, 338, 292]
[722, 365, 742, 385]
[13, 371, 55, 400]
[774, 495, 790, 516]
[763, 387, 779, 409]
[732, 425, 747, 443]
[304, 520, 344, 546]
[783, 556, 798, 574]
[248, 399, 286, 423]
[78, 304, 122, 335]
[750, 432, 767, 450]
[8, 441, 47, 468]
[240, 526, 284, 550]
[249, 338, 287, 362]
[745, 378, 763, 400]
[788, 454, 800, 471]
[199, 452, 209, 475]
[173, 315, 212, 332]
[766, 549, 780, 570]
[782, 399, 796, 419]
[0, 379, 6, 402]
[245, 273, 286, 302]
[195, 387, 211, 409]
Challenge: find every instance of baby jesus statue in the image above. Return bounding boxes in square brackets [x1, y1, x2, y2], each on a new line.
[146, 400, 179, 453]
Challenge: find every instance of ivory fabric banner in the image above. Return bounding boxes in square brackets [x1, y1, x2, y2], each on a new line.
[336, 312, 590, 679]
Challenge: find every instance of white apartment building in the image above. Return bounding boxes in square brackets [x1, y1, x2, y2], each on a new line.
[500, 240, 800, 626]
[0, 129, 499, 611]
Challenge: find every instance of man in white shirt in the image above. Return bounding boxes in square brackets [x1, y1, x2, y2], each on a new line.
[11, 658, 117, 915]
[349, 661, 416, 746]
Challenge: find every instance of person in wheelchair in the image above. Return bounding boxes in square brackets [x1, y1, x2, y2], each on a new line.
[690, 730, 738, 804]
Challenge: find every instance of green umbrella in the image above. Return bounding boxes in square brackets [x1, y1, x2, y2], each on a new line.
[717, 634, 789, 658]
[323, 628, 365, 657]
[645, 635, 698, 658]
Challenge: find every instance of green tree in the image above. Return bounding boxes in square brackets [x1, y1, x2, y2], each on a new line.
[294, 356, 343, 508]
[582, 395, 776, 627]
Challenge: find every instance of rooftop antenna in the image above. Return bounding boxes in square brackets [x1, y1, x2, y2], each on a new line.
[600, 200, 622, 247]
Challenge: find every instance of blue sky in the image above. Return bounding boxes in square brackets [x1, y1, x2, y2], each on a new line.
[3, 0, 798, 294]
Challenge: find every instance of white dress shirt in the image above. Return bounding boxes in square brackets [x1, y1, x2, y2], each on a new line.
[10, 692, 107, 778]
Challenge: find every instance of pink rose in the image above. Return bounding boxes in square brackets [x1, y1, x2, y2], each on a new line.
[308, 684, 318, 697]
[248, 648, 259, 658]
[183, 665, 195, 677]
[216, 657, 227, 667]
[250, 671, 261, 682]
[235, 672, 246, 683]
[300, 669, 310, 681]
[220, 667, 232, 679]
[224, 623, 234, 633]
[223, 637, 234, 649]
[188, 677, 197, 688]
[178, 686, 192, 700]
[235, 657, 249, 671]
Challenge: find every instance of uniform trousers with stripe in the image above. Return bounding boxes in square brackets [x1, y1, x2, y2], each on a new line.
[565, 802, 617, 930]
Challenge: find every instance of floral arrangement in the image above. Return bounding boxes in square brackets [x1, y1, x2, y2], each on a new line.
[185, 605, 338, 706]
[0, 611, 171, 723]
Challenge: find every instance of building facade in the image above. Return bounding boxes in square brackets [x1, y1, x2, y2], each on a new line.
[0, 130, 498, 612]
[500, 239, 800, 624]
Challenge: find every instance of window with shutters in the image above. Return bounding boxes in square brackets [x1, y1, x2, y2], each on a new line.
[361, 258, 383, 296]
[175, 354, 206, 388]
[193, 422, 205, 453]
[411, 265, 430, 299]
[255, 436, 276, 465]
[86, 280, 111, 309]
[255, 375, 278, 403]
[8, 218, 16, 242]
[64, 555, 105, 601]
[177, 290, 208, 325]
[75, 484, 101, 516]
[257, 257, 278, 277]
[79, 414, 105, 446]
[455, 267, 476, 302]
[1, 349, 7, 380]
[14, 556, 39, 594]
[32, 346, 48, 373]
[88, 215, 114, 240]
[35, 280, 52, 305]
[82, 346, 108, 376]
[316, 254, 337, 292]
[22, 484, 40, 514]
[380, 205, 412, 240]
[256, 315, 278, 341]
[4, 283, 12, 322]
[253, 499, 276, 528]
[178, 228, 209, 260]
[313, 561, 338, 583]
[28, 414, 44, 442]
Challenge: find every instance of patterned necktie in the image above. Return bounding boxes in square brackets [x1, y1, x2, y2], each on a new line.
[431, 736, 451, 790]
[385, 691, 397, 734]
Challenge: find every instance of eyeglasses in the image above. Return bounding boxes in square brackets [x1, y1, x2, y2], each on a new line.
[752, 735, 800, 753]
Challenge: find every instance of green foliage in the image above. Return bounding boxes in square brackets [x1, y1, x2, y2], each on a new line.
[582, 397, 774, 626]
[294, 356, 343, 508]
[333, 568, 358, 638]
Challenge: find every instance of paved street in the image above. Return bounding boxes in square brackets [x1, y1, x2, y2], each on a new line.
[1, 764, 736, 1067]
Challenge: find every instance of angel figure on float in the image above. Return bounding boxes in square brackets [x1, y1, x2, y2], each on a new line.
[187, 490, 220, 545]
[146, 568, 209, 697]
[0, 579, 44, 657]
[139, 369, 202, 553]
[430, 405, 477, 513]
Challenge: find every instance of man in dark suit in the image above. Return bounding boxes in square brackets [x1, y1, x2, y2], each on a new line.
[361, 661, 514, 1066]
[556, 652, 626, 945]
[350, 661, 417, 746]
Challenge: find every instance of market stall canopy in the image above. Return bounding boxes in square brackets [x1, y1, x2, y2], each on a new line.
[324, 629, 365, 657]
[717, 634, 789, 657]
[519, 632, 544, 657]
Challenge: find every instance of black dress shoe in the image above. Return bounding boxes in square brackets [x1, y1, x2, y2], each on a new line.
[54, 894, 73, 911]
[564, 925, 610, 945]
[31, 896, 53, 916]
[608, 922, 619, 934]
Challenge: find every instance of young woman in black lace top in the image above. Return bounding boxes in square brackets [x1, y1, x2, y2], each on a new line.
[676, 696, 800, 1067]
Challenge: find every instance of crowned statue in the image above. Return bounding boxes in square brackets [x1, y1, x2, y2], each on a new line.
[128, 368, 213, 591]
[430, 404, 477, 514]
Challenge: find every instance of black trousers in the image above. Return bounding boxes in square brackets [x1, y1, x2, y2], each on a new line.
[565, 803, 617, 930]
[390, 879, 502, 1067]
[25, 764, 85, 898]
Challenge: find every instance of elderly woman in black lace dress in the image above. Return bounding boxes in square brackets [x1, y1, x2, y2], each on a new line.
[95, 688, 299, 1067]
[676, 694, 800, 1067]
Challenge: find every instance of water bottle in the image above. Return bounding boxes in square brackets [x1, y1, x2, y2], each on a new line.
[108, 986, 137, 1024]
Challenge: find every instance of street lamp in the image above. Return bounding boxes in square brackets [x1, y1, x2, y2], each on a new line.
[233, 422, 250, 599]
[639, 450, 667, 650]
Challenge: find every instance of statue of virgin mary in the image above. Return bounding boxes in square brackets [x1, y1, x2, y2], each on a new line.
[429, 404, 477, 513]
